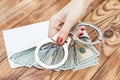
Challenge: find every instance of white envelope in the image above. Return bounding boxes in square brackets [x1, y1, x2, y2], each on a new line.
[3, 21, 49, 68]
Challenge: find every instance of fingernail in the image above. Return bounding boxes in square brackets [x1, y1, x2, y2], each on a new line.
[80, 27, 85, 31]
[56, 36, 63, 44]
[79, 33, 83, 36]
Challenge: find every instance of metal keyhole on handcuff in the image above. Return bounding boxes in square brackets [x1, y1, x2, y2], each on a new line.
[35, 22, 103, 69]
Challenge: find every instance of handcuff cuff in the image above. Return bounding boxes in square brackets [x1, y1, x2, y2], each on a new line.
[35, 22, 103, 69]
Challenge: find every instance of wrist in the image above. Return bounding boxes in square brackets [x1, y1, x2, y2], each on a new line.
[71, 0, 94, 18]
[71, 0, 94, 7]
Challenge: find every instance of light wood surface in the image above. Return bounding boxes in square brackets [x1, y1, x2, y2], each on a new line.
[0, 0, 120, 80]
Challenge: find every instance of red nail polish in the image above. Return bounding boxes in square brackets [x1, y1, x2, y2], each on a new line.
[80, 27, 85, 31]
[56, 37, 63, 44]
[79, 33, 83, 36]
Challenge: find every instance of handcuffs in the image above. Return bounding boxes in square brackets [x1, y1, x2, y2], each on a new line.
[35, 22, 103, 69]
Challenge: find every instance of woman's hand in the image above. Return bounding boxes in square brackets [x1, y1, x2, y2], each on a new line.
[48, 0, 93, 44]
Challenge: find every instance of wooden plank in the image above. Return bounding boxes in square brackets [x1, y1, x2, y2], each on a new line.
[0, 0, 47, 30]
[0, 59, 27, 80]
[0, 0, 70, 30]
[17, 68, 53, 80]
[92, 47, 120, 80]
[84, 0, 120, 57]
[0, 32, 7, 62]
[17, 69, 64, 80]
[83, 0, 105, 19]
[0, 0, 20, 14]
[0, 0, 33, 21]
[91, 0, 120, 79]
[0, 46, 6, 62]
[0, 0, 9, 7]
[51, 71, 64, 80]
[14, 0, 70, 27]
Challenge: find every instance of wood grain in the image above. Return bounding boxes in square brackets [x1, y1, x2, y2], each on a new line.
[18, 68, 53, 80]
[0, 0, 120, 80]
[0, 59, 27, 80]
[92, 47, 120, 80]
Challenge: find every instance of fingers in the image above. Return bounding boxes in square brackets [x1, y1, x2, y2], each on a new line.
[55, 18, 78, 44]
[48, 16, 62, 38]
[76, 26, 85, 36]
[56, 25, 85, 44]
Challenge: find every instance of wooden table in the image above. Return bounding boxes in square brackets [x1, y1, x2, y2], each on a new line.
[0, 0, 120, 80]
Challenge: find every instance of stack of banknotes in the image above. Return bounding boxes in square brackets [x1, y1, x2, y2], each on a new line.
[10, 34, 99, 71]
